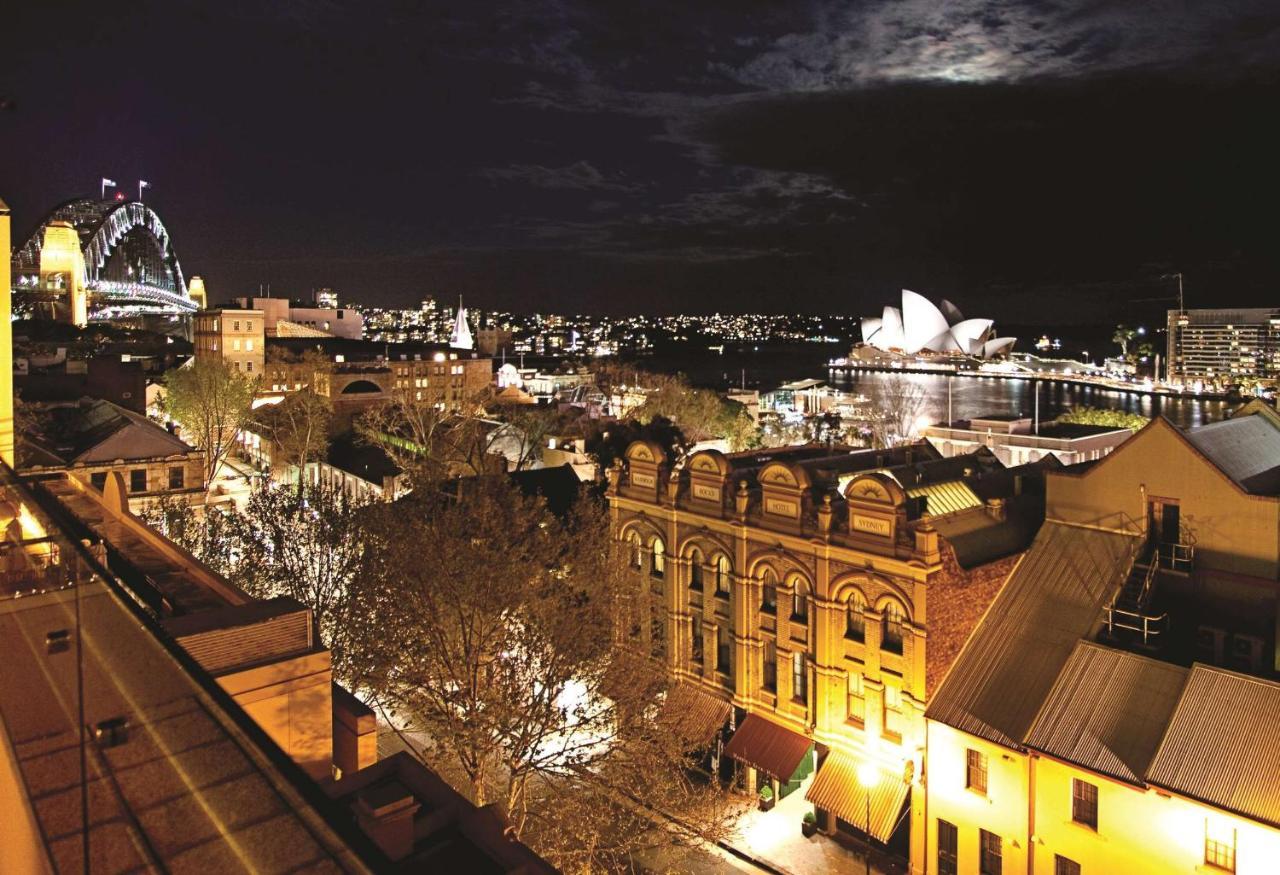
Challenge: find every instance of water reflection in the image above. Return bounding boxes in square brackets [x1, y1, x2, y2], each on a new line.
[828, 371, 1227, 430]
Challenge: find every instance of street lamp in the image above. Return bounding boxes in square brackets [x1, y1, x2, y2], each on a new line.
[857, 761, 878, 875]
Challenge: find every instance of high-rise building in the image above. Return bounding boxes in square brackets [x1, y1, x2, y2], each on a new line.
[1166, 307, 1280, 384]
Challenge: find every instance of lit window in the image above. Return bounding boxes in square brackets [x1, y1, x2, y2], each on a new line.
[650, 538, 665, 579]
[847, 672, 865, 725]
[715, 555, 731, 596]
[966, 749, 988, 795]
[232, 339, 241, 351]
[762, 641, 777, 692]
[883, 683, 904, 739]
[1071, 779, 1098, 830]
[760, 568, 777, 614]
[882, 600, 906, 654]
[246, 340, 254, 351]
[791, 651, 807, 703]
[938, 820, 958, 875]
[791, 577, 808, 621]
[846, 590, 866, 641]
[1205, 820, 1236, 872]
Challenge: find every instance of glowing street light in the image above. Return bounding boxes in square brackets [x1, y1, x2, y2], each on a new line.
[857, 761, 878, 875]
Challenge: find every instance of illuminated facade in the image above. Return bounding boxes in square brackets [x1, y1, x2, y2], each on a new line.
[918, 404, 1280, 874]
[193, 306, 266, 375]
[1166, 307, 1280, 384]
[10, 197, 197, 321]
[608, 441, 1031, 847]
[861, 290, 1015, 359]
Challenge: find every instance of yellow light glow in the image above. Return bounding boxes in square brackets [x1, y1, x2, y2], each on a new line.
[857, 761, 879, 788]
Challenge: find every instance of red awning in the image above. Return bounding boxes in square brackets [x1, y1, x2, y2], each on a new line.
[723, 713, 812, 781]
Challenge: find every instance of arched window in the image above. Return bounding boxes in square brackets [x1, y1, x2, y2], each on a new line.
[627, 531, 643, 569]
[715, 555, 731, 596]
[790, 576, 809, 622]
[650, 538, 665, 579]
[882, 600, 906, 654]
[760, 567, 777, 614]
[689, 548, 704, 590]
[845, 590, 866, 641]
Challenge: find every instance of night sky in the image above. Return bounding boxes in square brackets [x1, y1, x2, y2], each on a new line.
[2, 1, 1278, 321]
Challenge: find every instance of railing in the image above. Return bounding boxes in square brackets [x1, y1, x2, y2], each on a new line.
[1105, 606, 1168, 646]
[1135, 557, 1159, 606]
[1157, 541, 1195, 572]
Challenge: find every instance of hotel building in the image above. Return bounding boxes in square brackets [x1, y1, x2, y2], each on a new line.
[607, 440, 1039, 848]
[1166, 307, 1280, 384]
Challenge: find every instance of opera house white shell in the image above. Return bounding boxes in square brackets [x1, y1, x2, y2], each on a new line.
[861, 290, 1015, 358]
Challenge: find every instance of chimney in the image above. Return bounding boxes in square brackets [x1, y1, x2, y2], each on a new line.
[353, 780, 420, 862]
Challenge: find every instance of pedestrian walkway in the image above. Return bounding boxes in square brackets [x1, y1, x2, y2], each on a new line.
[722, 775, 903, 875]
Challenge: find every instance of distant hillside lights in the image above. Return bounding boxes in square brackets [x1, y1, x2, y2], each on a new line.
[860, 290, 1015, 359]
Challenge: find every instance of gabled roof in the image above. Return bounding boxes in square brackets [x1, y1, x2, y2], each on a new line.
[1147, 665, 1280, 829]
[22, 398, 195, 468]
[925, 522, 1139, 747]
[1183, 414, 1280, 495]
[1024, 642, 1187, 785]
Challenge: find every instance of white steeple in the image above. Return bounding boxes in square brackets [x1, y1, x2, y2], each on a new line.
[450, 297, 474, 350]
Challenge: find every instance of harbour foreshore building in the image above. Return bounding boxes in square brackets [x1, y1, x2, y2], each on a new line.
[918, 401, 1280, 875]
[1166, 307, 1280, 384]
[924, 415, 1133, 468]
[608, 440, 1041, 850]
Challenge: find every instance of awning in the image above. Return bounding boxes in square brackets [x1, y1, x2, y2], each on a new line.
[805, 753, 910, 843]
[723, 714, 812, 781]
[658, 683, 732, 748]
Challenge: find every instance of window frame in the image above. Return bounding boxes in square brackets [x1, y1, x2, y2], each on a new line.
[129, 469, 147, 493]
[966, 748, 988, 796]
[979, 829, 1002, 875]
[1053, 855, 1081, 875]
[650, 538, 665, 579]
[845, 590, 866, 641]
[937, 820, 958, 875]
[791, 651, 807, 704]
[762, 640, 777, 692]
[168, 466, 185, 490]
[1071, 778, 1098, 831]
[881, 600, 906, 654]
[1204, 821, 1237, 872]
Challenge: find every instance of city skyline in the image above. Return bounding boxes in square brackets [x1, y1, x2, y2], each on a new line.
[3, 2, 1278, 319]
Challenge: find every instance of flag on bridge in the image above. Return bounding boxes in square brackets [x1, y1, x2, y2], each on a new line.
[138, 180, 151, 200]
[101, 178, 117, 198]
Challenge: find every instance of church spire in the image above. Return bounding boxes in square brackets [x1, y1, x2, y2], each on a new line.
[450, 296, 474, 350]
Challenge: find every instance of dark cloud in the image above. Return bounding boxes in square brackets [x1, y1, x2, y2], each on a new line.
[1, 1, 1277, 317]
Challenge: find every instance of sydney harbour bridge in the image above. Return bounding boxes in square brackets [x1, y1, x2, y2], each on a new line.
[9, 196, 201, 325]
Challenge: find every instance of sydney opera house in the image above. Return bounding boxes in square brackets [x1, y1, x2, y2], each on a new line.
[860, 289, 1015, 359]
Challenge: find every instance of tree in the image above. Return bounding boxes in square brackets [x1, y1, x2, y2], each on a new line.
[344, 479, 735, 869]
[356, 392, 499, 488]
[139, 495, 239, 581]
[1057, 406, 1149, 431]
[253, 388, 333, 479]
[1112, 324, 1136, 359]
[163, 359, 256, 489]
[488, 403, 567, 471]
[866, 373, 928, 448]
[584, 416, 686, 472]
[231, 481, 368, 655]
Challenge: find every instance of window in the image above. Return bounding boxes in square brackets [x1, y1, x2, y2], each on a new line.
[966, 749, 988, 795]
[791, 578, 808, 622]
[715, 556, 731, 596]
[882, 601, 905, 654]
[1054, 856, 1080, 875]
[762, 641, 777, 692]
[168, 467, 184, 490]
[246, 320, 252, 330]
[979, 830, 1002, 875]
[650, 539, 665, 578]
[233, 320, 240, 331]
[1071, 779, 1098, 830]
[691, 616, 704, 667]
[760, 568, 777, 614]
[846, 672, 865, 725]
[845, 590, 866, 641]
[130, 469, 147, 493]
[90, 471, 107, 492]
[883, 683, 904, 739]
[246, 339, 254, 351]
[650, 616, 665, 658]
[232, 338, 241, 351]
[627, 532, 642, 569]
[937, 820, 958, 875]
[791, 651, 807, 703]
[246, 361, 253, 373]
[1205, 820, 1236, 872]
[689, 550, 704, 590]
[716, 630, 731, 676]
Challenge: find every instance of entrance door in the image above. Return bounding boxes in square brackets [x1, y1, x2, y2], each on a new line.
[1148, 499, 1180, 545]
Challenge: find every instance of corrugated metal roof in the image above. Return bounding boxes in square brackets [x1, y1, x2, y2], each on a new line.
[659, 682, 731, 748]
[1024, 641, 1187, 784]
[1146, 665, 1280, 829]
[805, 753, 909, 842]
[906, 479, 982, 517]
[1184, 415, 1280, 495]
[723, 713, 812, 781]
[925, 522, 1139, 748]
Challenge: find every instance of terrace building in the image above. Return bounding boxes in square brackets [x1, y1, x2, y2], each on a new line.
[608, 440, 1044, 852]
[918, 401, 1280, 875]
[193, 305, 265, 375]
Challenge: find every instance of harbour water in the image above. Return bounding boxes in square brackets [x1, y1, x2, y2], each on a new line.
[645, 341, 1229, 430]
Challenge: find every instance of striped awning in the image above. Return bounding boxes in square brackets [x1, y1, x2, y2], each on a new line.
[805, 753, 910, 842]
[723, 714, 812, 781]
[658, 683, 732, 748]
